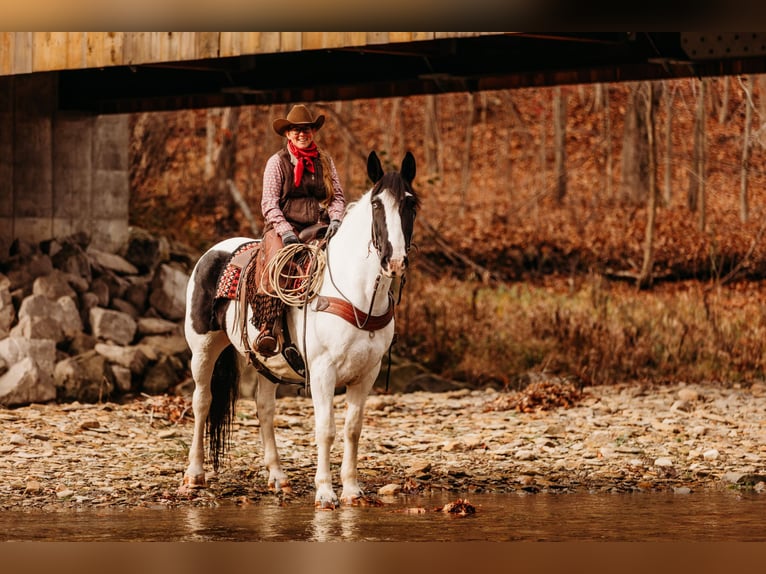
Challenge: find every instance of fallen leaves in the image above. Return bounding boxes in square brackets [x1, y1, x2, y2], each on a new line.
[486, 380, 584, 413]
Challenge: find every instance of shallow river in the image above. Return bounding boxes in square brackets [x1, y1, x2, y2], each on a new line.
[3, 490, 766, 542]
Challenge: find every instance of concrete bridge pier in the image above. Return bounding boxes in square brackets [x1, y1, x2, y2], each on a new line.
[0, 73, 129, 257]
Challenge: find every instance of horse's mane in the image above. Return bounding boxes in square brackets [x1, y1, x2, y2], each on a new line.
[372, 171, 421, 209]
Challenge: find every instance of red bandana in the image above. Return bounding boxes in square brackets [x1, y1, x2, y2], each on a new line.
[288, 141, 319, 187]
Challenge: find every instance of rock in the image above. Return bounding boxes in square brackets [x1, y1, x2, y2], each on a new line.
[0, 273, 16, 338]
[703, 448, 720, 461]
[378, 483, 402, 496]
[678, 388, 699, 402]
[90, 307, 137, 345]
[142, 356, 181, 394]
[148, 264, 188, 320]
[654, 457, 674, 467]
[516, 449, 536, 461]
[53, 351, 113, 403]
[110, 365, 133, 393]
[94, 343, 149, 374]
[137, 334, 189, 358]
[0, 357, 56, 406]
[12, 294, 83, 343]
[87, 248, 139, 275]
[121, 226, 170, 274]
[137, 317, 180, 336]
[0, 337, 56, 373]
[32, 270, 77, 301]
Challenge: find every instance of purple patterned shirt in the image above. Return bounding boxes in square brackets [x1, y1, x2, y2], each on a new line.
[261, 149, 346, 236]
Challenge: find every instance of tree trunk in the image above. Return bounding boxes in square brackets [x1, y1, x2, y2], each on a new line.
[717, 76, 730, 124]
[638, 82, 659, 290]
[459, 92, 475, 214]
[424, 95, 441, 179]
[620, 82, 651, 204]
[740, 75, 754, 223]
[688, 79, 708, 230]
[663, 81, 674, 205]
[553, 86, 567, 204]
[603, 85, 613, 200]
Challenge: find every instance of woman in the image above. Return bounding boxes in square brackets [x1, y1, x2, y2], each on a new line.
[254, 104, 346, 356]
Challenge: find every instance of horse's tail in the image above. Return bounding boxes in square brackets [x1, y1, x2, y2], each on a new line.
[207, 344, 239, 472]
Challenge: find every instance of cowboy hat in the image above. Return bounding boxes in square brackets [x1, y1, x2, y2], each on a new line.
[272, 104, 325, 136]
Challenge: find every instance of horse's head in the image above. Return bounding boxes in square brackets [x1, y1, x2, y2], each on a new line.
[367, 151, 419, 278]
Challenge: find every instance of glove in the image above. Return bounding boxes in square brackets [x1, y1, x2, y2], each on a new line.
[281, 231, 300, 245]
[326, 219, 341, 239]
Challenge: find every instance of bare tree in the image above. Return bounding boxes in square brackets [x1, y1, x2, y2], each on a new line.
[717, 76, 730, 124]
[424, 95, 441, 179]
[739, 75, 755, 222]
[553, 86, 568, 204]
[688, 78, 708, 231]
[459, 92, 475, 214]
[620, 82, 651, 204]
[638, 82, 659, 289]
[602, 84, 613, 200]
[663, 81, 675, 205]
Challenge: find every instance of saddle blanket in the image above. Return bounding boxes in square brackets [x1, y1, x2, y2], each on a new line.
[215, 240, 260, 300]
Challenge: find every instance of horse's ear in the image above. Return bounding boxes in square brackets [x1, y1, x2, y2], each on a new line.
[401, 152, 416, 184]
[367, 151, 384, 183]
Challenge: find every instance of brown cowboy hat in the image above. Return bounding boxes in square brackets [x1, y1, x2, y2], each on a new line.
[272, 104, 325, 136]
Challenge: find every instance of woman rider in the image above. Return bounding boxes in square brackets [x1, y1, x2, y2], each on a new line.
[254, 104, 346, 356]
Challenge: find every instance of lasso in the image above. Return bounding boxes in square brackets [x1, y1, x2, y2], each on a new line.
[264, 243, 326, 306]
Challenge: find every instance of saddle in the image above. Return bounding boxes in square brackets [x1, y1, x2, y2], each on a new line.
[214, 235, 310, 382]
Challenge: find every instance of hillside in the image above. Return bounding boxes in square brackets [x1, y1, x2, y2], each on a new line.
[128, 76, 766, 387]
[130, 75, 766, 285]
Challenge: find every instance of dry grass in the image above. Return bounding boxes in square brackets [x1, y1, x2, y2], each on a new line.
[396, 270, 766, 389]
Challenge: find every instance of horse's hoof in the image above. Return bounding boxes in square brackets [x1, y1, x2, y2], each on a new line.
[268, 481, 293, 495]
[178, 474, 206, 495]
[315, 499, 338, 510]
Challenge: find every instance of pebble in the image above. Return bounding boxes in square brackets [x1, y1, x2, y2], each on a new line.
[0, 381, 764, 511]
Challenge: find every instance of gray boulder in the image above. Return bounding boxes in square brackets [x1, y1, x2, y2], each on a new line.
[90, 307, 137, 345]
[148, 264, 188, 320]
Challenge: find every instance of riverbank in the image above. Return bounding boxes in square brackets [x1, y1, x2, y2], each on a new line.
[1, 381, 765, 511]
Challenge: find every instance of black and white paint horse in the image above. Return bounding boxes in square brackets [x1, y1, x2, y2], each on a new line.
[180, 151, 419, 508]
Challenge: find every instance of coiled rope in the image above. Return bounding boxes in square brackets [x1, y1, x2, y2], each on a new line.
[264, 243, 326, 307]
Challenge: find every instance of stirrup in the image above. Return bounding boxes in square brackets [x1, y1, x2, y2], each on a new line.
[282, 344, 306, 376]
[255, 331, 278, 357]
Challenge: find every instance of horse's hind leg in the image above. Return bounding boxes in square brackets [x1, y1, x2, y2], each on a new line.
[179, 330, 230, 493]
[254, 376, 292, 494]
[339, 374, 376, 504]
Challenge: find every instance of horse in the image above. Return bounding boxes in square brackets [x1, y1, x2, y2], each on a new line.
[179, 151, 419, 508]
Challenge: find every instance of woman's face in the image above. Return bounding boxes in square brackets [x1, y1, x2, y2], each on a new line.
[286, 125, 314, 149]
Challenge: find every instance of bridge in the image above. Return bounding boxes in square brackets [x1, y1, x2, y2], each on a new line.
[2, 32, 765, 253]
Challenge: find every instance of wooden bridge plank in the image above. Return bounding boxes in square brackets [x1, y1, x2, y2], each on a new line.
[281, 33, 303, 53]
[0, 33, 12, 75]
[65, 32, 87, 69]
[33, 32, 68, 72]
[13, 32, 33, 74]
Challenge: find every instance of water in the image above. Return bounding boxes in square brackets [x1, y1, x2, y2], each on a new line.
[3, 491, 766, 542]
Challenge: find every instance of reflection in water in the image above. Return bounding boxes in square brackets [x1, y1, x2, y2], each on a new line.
[2, 491, 766, 542]
[310, 507, 360, 541]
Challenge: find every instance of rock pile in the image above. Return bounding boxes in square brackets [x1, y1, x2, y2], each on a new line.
[0, 228, 198, 407]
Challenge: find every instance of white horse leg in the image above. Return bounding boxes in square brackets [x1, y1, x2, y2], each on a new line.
[255, 377, 292, 493]
[340, 375, 375, 504]
[179, 333, 229, 492]
[310, 379, 339, 508]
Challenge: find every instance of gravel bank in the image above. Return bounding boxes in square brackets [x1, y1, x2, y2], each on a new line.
[1, 381, 765, 511]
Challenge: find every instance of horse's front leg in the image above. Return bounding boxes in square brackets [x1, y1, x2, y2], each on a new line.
[311, 379, 339, 509]
[255, 375, 291, 494]
[339, 375, 375, 504]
